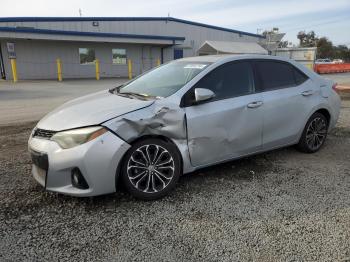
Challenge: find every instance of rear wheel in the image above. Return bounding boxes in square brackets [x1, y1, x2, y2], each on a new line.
[297, 112, 328, 153]
[121, 138, 181, 200]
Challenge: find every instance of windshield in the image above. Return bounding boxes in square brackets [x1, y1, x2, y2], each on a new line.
[117, 61, 211, 98]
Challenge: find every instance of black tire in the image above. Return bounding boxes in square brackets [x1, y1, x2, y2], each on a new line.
[296, 112, 328, 153]
[121, 138, 181, 200]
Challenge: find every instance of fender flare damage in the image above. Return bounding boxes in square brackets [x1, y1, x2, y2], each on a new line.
[103, 102, 194, 180]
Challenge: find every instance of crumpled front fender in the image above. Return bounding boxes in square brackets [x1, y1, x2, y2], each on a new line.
[102, 101, 194, 173]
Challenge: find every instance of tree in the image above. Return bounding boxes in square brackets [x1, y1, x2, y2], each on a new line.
[317, 37, 334, 58]
[296, 31, 350, 61]
[333, 45, 350, 61]
[297, 31, 318, 47]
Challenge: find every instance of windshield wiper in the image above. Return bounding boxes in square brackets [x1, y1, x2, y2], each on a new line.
[118, 92, 154, 100]
[109, 86, 143, 99]
[110, 86, 161, 100]
[109, 85, 123, 94]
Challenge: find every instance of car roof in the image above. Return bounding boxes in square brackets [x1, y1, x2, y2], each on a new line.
[177, 54, 292, 64]
[175, 54, 320, 81]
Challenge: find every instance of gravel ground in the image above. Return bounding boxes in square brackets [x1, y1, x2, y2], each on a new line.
[0, 99, 349, 261]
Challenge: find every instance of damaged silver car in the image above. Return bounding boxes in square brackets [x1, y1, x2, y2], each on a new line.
[28, 55, 341, 200]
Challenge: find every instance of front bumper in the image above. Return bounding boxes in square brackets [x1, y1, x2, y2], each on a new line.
[28, 130, 130, 197]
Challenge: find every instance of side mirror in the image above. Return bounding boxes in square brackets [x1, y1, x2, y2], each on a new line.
[194, 88, 215, 103]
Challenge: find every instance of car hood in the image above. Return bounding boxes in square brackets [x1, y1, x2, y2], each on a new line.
[36, 90, 154, 131]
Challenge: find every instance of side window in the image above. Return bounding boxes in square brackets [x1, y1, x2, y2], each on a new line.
[256, 61, 296, 90]
[112, 49, 127, 64]
[293, 68, 308, 85]
[79, 48, 95, 65]
[184, 61, 254, 105]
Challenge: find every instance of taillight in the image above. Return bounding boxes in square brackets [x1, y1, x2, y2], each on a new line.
[332, 83, 339, 93]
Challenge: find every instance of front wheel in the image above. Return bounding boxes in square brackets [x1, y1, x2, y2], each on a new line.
[121, 138, 181, 200]
[297, 112, 328, 153]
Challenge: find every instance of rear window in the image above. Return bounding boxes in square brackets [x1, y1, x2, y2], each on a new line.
[256, 61, 296, 91]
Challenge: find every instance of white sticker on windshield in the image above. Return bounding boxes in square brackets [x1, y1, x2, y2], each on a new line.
[184, 64, 207, 69]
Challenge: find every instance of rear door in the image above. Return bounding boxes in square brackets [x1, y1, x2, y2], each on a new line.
[183, 61, 263, 167]
[254, 60, 313, 149]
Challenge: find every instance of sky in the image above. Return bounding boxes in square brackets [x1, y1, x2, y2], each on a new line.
[0, 0, 349, 46]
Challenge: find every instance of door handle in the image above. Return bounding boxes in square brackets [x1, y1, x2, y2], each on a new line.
[301, 90, 314, 96]
[247, 101, 263, 108]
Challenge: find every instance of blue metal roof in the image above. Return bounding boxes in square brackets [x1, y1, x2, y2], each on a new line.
[0, 17, 264, 38]
[0, 26, 185, 41]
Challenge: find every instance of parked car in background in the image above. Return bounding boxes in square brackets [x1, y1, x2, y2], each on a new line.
[332, 59, 344, 64]
[315, 58, 333, 64]
[28, 55, 341, 200]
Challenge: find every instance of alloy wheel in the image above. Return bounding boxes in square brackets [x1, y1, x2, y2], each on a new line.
[305, 117, 327, 151]
[127, 144, 175, 193]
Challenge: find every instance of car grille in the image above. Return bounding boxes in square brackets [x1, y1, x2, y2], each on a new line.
[33, 128, 56, 139]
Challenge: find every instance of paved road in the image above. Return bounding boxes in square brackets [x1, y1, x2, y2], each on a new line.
[0, 78, 127, 125]
[323, 72, 350, 86]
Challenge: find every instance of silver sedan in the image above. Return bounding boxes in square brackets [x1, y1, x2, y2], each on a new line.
[28, 55, 341, 200]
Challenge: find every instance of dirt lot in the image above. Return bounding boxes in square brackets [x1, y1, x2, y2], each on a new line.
[0, 97, 349, 261]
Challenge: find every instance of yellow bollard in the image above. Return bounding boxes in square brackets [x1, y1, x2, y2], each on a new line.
[10, 59, 18, 83]
[128, 59, 132, 80]
[95, 59, 100, 80]
[157, 58, 161, 66]
[56, 58, 62, 82]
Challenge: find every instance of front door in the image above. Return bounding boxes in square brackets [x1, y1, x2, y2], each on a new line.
[183, 61, 263, 167]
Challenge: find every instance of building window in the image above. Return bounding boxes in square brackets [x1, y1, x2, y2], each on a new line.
[79, 48, 95, 65]
[112, 49, 127, 64]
